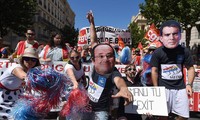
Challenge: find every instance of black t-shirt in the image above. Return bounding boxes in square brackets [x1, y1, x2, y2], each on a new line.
[150, 45, 194, 89]
[89, 67, 122, 112]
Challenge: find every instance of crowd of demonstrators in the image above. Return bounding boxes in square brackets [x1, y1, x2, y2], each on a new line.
[117, 64, 143, 120]
[0, 12, 197, 120]
[81, 10, 133, 120]
[39, 32, 71, 62]
[8, 28, 39, 62]
[150, 20, 195, 120]
[0, 48, 40, 119]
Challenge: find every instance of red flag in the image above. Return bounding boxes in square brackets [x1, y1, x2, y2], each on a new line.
[118, 35, 125, 49]
[78, 28, 87, 46]
[137, 42, 143, 50]
[144, 23, 160, 42]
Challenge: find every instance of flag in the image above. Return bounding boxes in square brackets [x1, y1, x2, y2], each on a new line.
[78, 28, 87, 46]
[118, 35, 125, 49]
[144, 23, 160, 42]
[137, 42, 143, 50]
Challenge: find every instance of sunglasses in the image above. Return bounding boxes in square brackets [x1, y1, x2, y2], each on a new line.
[23, 57, 38, 62]
[127, 68, 136, 71]
[27, 33, 35, 36]
[70, 56, 80, 60]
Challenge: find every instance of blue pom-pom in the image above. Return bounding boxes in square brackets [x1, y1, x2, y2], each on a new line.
[119, 46, 131, 64]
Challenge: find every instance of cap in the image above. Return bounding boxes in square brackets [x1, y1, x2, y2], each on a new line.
[22, 47, 38, 59]
[114, 45, 119, 49]
[148, 44, 157, 50]
[82, 44, 89, 50]
[135, 48, 140, 52]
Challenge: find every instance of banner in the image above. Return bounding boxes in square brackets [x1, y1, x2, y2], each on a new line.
[1, 59, 200, 112]
[78, 26, 132, 46]
[125, 87, 168, 116]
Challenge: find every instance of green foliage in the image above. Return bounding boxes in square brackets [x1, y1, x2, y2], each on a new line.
[139, 0, 200, 48]
[0, 0, 37, 37]
[61, 25, 79, 47]
[128, 22, 146, 48]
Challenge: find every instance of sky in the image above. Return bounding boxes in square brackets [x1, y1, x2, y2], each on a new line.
[67, 0, 145, 30]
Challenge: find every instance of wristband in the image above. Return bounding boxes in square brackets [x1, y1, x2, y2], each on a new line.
[186, 83, 192, 87]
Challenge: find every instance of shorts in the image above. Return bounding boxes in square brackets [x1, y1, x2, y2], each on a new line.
[165, 88, 189, 118]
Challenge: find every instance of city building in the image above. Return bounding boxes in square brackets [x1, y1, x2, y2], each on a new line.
[131, 12, 148, 31]
[2, 0, 75, 51]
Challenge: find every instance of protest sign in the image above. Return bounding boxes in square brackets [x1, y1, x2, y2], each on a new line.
[125, 87, 168, 116]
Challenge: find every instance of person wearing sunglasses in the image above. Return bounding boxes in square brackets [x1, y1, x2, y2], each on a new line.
[8, 28, 39, 62]
[64, 50, 87, 89]
[117, 64, 143, 120]
[0, 47, 40, 119]
[39, 32, 71, 62]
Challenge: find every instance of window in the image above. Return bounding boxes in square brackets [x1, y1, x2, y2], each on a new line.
[197, 25, 200, 39]
[39, 0, 42, 5]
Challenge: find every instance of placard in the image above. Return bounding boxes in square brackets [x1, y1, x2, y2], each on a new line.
[125, 87, 168, 116]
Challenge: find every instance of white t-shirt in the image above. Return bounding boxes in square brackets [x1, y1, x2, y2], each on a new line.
[64, 63, 85, 81]
[0, 64, 23, 90]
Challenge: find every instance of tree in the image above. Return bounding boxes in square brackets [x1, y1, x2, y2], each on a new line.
[139, 0, 200, 48]
[128, 22, 146, 48]
[0, 0, 37, 37]
[61, 25, 79, 47]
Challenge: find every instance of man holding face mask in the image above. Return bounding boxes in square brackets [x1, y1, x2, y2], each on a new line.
[9, 28, 39, 62]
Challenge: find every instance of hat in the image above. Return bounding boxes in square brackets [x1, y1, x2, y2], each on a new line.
[148, 44, 157, 50]
[82, 44, 89, 50]
[114, 45, 119, 49]
[135, 48, 140, 52]
[22, 47, 38, 59]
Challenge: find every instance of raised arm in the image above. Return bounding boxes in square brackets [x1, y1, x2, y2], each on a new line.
[86, 10, 98, 48]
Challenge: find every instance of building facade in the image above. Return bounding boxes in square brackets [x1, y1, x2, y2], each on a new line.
[2, 0, 75, 51]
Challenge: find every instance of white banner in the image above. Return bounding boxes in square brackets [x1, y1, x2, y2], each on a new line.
[78, 26, 132, 46]
[125, 87, 168, 116]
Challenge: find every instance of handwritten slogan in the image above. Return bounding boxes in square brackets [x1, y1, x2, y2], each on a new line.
[125, 87, 168, 116]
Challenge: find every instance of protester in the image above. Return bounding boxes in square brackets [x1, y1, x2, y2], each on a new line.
[39, 32, 71, 62]
[141, 44, 157, 86]
[117, 64, 143, 120]
[0, 47, 40, 119]
[8, 28, 39, 61]
[0, 47, 11, 58]
[64, 50, 87, 89]
[81, 44, 92, 63]
[131, 48, 141, 66]
[150, 20, 195, 120]
[83, 10, 133, 120]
